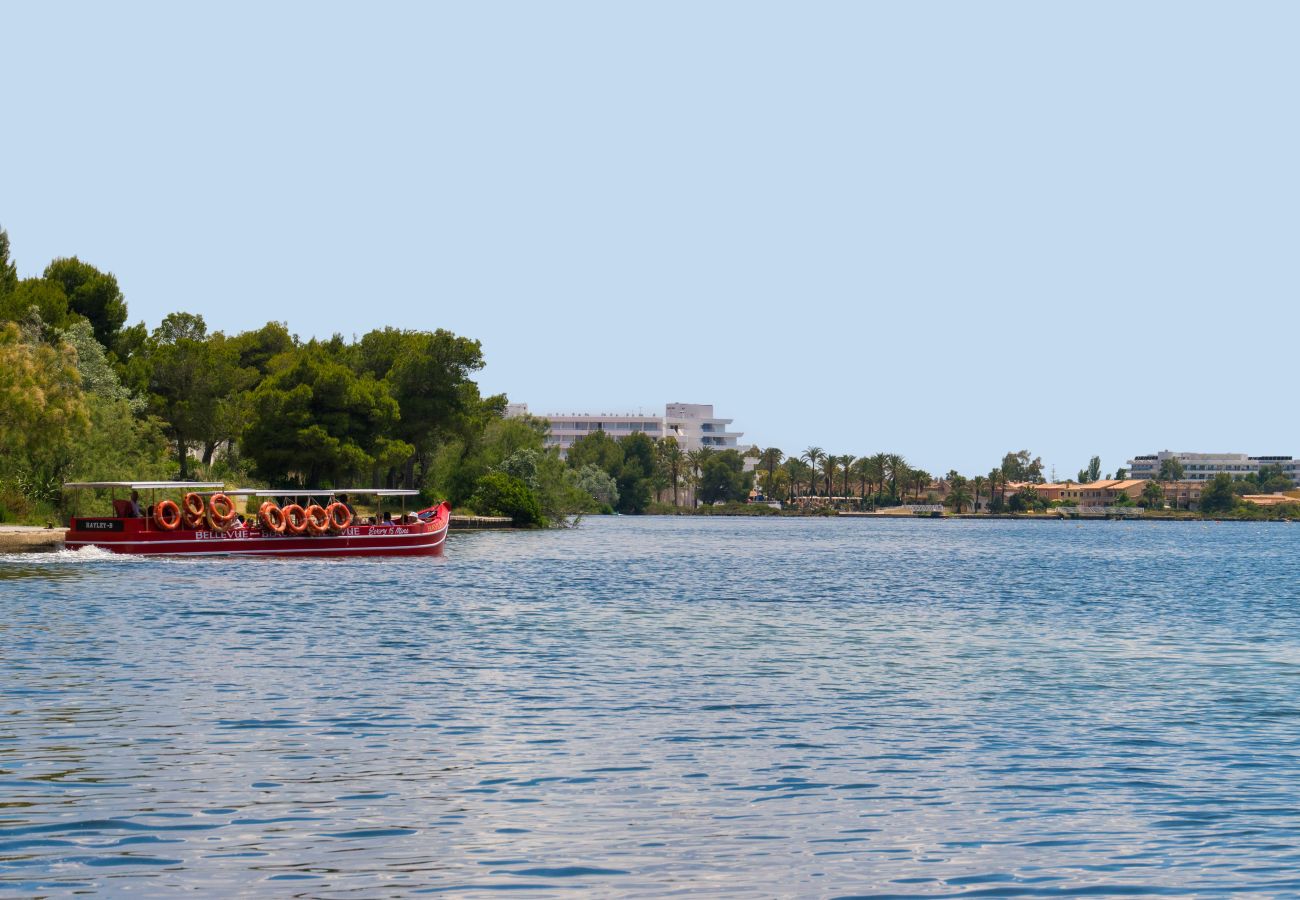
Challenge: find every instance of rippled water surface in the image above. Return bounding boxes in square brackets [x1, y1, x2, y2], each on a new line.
[3, 517, 1300, 897]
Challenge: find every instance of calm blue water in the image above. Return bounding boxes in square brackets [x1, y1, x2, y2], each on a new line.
[2, 517, 1300, 897]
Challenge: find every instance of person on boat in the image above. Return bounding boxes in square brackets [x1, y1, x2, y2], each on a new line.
[381, 511, 393, 524]
[336, 493, 356, 517]
[127, 491, 143, 517]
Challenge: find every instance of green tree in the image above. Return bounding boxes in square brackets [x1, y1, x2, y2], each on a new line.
[851, 457, 869, 501]
[0, 278, 73, 333]
[947, 475, 973, 513]
[0, 228, 17, 298]
[0, 323, 90, 503]
[1199, 473, 1237, 514]
[885, 454, 908, 501]
[1141, 480, 1164, 508]
[569, 464, 619, 509]
[42, 258, 127, 349]
[241, 342, 403, 486]
[363, 328, 497, 489]
[658, 437, 685, 507]
[567, 429, 624, 474]
[470, 471, 545, 526]
[822, 454, 838, 499]
[1002, 449, 1045, 484]
[685, 447, 713, 507]
[698, 449, 749, 504]
[142, 313, 241, 479]
[1158, 457, 1185, 480]
[865, 453, 887, 506]
[988, 468, 1005, 511]
[1079, 455, 1101, 483]
[911, 468, 931, 500]
[61, 319, 140, 410]
[1007, 485, 1043, 512]
[784, 456, 809, 501]
[1253, 464, 1294, 493]
[615, 432, 657, 514]
[972, 474, 987, 512]
[802, 446, 824, 496]
[229, 321, 295, 375]
[759, 446, 783, 497]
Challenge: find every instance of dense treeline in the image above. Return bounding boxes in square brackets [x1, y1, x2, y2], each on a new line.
[744, 447, 1049, 513]
[0, 227, 597, 525]
[752, 445, 1297, 518]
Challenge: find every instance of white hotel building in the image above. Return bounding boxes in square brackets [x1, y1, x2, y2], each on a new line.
[506, 402, 745, 456]
[1127, 451, 1300, 483]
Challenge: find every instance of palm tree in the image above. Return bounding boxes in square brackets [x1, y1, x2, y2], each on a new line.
[988, 468, 1004, 509]
[972, 475, 987, 512]
[785, 456, 809, 501]
[686, 448, 711, 507]
[1141, 480, 1164, 509]
[885, 454, 907, 502]
[759, 447, 783, 498]
[852, 457, 869, 501]
[822, 454, 838, 500]
[802, 446, 824, 496]
[947, 476, 973, 513]
[659, 437, 683, 507]
[911, 469, 931, 500]
[840, 454, 857, 499]
[866, 453, 887, 505]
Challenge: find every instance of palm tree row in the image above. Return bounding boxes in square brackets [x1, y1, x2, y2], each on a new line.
[750, 447, 935, 507]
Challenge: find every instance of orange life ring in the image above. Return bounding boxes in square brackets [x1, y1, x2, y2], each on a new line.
[325, 502, 352, 532]
[154, 499, 182, 531]
[182, 509, 205, 530]
[258, 501, 286, 534]
[208, 491, 239, 528]
[183, 492, 206, 518]
[304, 504, 329, 535]
[282, 504, 308, 535]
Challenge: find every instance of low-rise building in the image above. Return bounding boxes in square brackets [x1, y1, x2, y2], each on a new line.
[1003, 479, 1205, 509]
[1046, 479, 1147, 505]
[1159, 481, 1203, 509]
[1240, 493, 1300, 508]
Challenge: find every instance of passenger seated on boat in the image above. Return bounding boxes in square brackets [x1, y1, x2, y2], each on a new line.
[336, 493, 356, 517]
[113, 492, 143, 518]
[381, 511, 393, 524]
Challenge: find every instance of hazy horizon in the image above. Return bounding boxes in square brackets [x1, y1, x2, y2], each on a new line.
[4, 2, 1296, 476]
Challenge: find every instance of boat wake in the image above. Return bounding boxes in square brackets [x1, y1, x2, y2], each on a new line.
[0, 545, 145, 565]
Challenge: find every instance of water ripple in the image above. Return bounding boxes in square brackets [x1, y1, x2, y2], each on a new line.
[1, 518, 1298, 894]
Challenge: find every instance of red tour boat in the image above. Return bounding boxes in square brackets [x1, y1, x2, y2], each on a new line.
[62, 482, 449, 557]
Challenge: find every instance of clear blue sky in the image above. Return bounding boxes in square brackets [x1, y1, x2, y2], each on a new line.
[3, 2, 1296, 477]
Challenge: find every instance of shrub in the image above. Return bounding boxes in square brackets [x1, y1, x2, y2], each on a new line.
[470, 472, 545, 527]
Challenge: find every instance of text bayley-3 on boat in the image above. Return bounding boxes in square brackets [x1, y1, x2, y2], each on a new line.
[62, 482, 450, 557]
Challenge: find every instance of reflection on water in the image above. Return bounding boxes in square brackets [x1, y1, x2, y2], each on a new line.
[1, 518, 1299, 895]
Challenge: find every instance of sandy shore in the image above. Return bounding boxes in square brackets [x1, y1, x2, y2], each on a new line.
[0, 525, 64, 553]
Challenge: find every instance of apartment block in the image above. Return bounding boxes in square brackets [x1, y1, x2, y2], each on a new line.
[506, 403, 744, 456]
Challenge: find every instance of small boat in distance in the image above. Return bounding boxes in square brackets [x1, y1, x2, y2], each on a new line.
[63, 482, 449, 557]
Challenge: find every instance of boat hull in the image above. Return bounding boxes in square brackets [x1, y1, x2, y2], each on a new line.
[64, 503, 450, 557]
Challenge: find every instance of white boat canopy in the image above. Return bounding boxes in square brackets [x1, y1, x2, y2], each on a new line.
[252, 489, 422, 497]
[63, 482, 424, 497]
[63, 481, 226, 491]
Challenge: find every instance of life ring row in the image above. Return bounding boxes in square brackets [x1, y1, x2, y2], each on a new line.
[151, 493, 353, 535]
[153, 492, 240, 531]
[257, 501, 352, 535]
